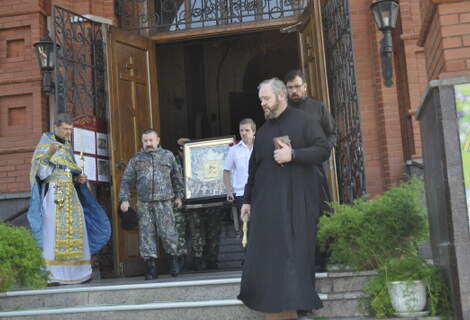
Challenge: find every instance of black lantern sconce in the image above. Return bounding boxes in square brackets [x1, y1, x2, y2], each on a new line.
[370, 0, 400, 87]
[33, 34, 59, 96]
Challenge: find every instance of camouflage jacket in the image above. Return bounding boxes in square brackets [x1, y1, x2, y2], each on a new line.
[119, 147, 184, 202]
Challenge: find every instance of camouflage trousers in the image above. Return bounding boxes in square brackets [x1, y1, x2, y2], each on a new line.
[174, 207, 224, 262]
[174, 209, 204, 256]
[137, 200, 178, 258]
[195, 207, 224, 262]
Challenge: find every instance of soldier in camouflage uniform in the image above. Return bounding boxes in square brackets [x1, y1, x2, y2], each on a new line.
[174, 138, 224, 270]
[197, 206, 224, 269]
[174, 138, 205, 270]
[119, 129, 184, 280]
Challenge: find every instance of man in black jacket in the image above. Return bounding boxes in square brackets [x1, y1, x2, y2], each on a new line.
[284, 69, 336, 316]
[285, 70, 337, 149]
[285, 70, 336, 216]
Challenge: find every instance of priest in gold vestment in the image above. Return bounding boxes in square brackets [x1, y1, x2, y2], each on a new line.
[27, 114, 110, 285]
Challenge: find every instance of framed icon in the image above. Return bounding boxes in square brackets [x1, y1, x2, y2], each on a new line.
[183, 136, 234, 201]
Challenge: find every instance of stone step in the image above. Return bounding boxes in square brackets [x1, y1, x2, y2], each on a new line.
[0, 299, 261, 320]
[217, 251, 245, 261]
[0, 292, 367, 319]
[218, 261, 243, 269]
[219, 238, 243, 246]
[0, 271, 376, 312]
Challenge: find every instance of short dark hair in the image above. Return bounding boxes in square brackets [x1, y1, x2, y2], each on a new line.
[239, 118, 256, 131]
[53, 113, 73, 127]
[142, 128, 159, 136]
[284, 69, 306, 83]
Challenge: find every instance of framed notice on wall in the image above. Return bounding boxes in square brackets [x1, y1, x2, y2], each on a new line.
[72, 115, 110, 184]
[96, 132, 109, 157]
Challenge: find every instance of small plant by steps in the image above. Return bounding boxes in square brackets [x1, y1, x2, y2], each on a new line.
[0, 223, 49, 293]
[317, 178, 428, 270]
[361, 255, 451, 317]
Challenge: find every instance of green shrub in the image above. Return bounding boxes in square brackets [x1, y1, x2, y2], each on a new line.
[0, 223, 49, 292]
[317, 178, 428, 270]
[362, 255, 451, 317]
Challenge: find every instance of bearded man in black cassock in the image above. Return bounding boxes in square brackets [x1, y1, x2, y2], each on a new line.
[238, 78, 330, 320]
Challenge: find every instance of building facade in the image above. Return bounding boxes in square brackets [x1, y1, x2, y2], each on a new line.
[1, 0, 470, 273]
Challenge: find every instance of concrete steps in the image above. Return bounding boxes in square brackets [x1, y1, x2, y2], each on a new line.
[0, 271, 376, 320]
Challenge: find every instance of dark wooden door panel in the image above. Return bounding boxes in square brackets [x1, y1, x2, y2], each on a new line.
[298, 0, 339, 202]
[107, 26, 160, 275]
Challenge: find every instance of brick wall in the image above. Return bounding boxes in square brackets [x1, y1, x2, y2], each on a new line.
[2, 0, 459, 200]
[350, 0, 408, 196]
[419, 0, 470, 79]
[51, 0, 115, 23]
[0, 0, 48, 193]
[399, 0, 429, 159]
[0, 0, 115, 194]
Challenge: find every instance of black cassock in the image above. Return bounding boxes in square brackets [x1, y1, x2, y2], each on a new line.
[238, 106, 330, 313]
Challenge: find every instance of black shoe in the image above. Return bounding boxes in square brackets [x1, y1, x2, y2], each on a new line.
[170, 255, 180, 277]
[206, 261, 218, 270]
[145, 258, 158, 280]
[192, 257, 203, 271]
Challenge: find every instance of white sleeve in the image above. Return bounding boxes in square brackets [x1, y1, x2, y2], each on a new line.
[223, 147, 235, 171]
[37, 162, 54, 181]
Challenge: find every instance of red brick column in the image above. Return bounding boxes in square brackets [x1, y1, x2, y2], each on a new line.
[0, 0, 49, 193]
[350, 0, 406, 196]
[0, 0, 116, 194]
[398, 0, 430, 159]
[419, 0, 470, 79]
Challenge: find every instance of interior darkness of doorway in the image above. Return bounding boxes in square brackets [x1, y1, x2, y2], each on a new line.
[156, 30, 299, 150]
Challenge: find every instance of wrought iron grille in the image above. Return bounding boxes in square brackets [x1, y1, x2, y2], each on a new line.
[322, 0, 366, 203]
[116, 0, 308, 31]
[53, 6, 107, 119]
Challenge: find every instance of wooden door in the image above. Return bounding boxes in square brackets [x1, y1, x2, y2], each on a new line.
[107, 26, 160, 275]
[297, 0, 339, 202]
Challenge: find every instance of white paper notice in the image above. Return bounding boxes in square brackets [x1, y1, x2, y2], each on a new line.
[74, 154, 97, 181]
[97, 158, 110, 182]
[73, 128, 96, 155]
[96, 133, 109, 157]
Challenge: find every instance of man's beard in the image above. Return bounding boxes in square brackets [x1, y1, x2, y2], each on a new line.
[264, 98, 281, 120]
[145, 146, 155, 151]
[288, 95, 306, 105]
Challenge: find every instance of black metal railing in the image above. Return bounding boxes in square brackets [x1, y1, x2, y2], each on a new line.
[116, 0, 309, 32]
[53, 6, 107, 119]
[323, 0, 366, 203]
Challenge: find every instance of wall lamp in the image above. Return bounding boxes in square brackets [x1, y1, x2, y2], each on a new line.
[33, 34, 59, 96]
[370, 0, 400, 87]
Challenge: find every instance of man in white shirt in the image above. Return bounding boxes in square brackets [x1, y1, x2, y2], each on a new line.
[223, 118, 256, 213]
